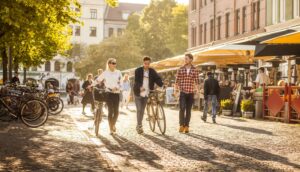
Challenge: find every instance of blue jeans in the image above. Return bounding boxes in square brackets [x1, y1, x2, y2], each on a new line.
[203, 95, 218, 119]
[135, 96, 148, 127]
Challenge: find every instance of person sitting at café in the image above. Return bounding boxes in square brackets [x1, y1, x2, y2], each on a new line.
[255, 67, 270, 87]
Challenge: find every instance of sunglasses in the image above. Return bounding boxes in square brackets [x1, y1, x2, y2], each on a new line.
[110, 62, 117, 65]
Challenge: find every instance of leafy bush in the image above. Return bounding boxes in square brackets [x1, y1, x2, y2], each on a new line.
[241, 99, 255, 112]
[220, 99, 233, 110]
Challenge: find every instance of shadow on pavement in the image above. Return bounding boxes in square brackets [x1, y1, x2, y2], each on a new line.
[98, 134, 163, 170]
[218, 124, 274, 136]
[142, 134, 230, 170]
[187, 133, 300, 170]
[0, 115, 113, 171]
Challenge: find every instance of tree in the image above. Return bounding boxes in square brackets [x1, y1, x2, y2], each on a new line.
[0, 0, 79, 82]
[165, 5, 188, 55]
[75, 32, 142, 78]
[126, 0, 187, 62]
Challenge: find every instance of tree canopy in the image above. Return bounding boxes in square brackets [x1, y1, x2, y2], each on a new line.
[0, 0, 80, 72]
[75, 32, 142, 78]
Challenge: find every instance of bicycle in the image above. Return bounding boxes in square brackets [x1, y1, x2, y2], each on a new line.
[146, 89, 166, 135]
[0, 93, 48, 128]
[93, 87, 106, 136]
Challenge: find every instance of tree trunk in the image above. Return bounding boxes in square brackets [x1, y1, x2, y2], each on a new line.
[8, 46, 12, 81]
[2, 49, 8, 83]
[23, 67, 27, 84]
[13, 56, 19, 74]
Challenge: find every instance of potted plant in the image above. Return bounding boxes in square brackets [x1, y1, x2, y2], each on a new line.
[241, 99, 255, 118]
[220, 99, 233, 116]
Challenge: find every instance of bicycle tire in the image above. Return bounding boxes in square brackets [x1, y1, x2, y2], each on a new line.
[48, 97, 64, 115]
[156, 104, 166, 135]
[20, 99, 48, 128]
[147, 104, 156, 132]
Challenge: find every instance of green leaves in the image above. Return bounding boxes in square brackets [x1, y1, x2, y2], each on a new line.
[105, 0, 119, 7]
[126, 0, 187, 62]
[0, 0, 80, 68]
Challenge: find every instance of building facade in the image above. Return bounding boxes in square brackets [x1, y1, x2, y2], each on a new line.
[103, 3, 146, 38]
[188, 0, 300, 82]
[188, 0, 266, 50]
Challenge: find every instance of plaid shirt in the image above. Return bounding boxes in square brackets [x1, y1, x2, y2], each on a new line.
[175, 65, 200, 93]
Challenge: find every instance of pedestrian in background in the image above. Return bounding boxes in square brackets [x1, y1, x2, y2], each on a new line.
[96, 58, 122, 134]
[255, 67, 270, 87]
[121, 74, 131, 109]
[202, 72, 220, 123]
[133, 56, 163, 134]
[175, 53, 199, 133]
[81, 74, 95, 115]
[66, 81, 75, 105]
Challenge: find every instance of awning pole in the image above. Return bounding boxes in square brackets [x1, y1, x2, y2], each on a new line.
[288, 57, 291, 84]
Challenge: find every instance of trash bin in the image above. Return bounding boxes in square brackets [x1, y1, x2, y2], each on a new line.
[255, 100, 263, 119]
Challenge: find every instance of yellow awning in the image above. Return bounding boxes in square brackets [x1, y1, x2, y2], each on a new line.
[263, 31, 300, 44]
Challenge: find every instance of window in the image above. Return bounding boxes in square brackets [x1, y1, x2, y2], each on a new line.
[200, 0, 203, 8]
[199, 24, 203, 45]
[210, 19, 214, 42]
[191, 27, 197, 47]
[285, 0, 293, 20]
[251, 2, 260, 30]
[191, 0, 197, 10]
[225, 13, 230, 38]
[90, 9, 97, 19]
[235, 9, 240, 35]
[204, 23, 207, 44]
[204, 0, 207, 6]
[122, 12, 130, 20]
[75, 26, 80, 36]
[108, 28, 114, 37]
[242, 7, 247, 33]
[54, 61, 60, 72]
[217, 16, 221, 40]
[31, 66, 37, 71]
[45, 61, 51, 72]
[117, 28, 123, 36]
[90, 27, 97, 37]
[67, 62, 73, 72]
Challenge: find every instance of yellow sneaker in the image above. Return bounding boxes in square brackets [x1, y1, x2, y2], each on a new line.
[179, 126, 184, 133]
[184, 126, 189, 133]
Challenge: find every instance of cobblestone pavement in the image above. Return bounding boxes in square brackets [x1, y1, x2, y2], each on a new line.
[69, 104, 300, 172]
[0, 109, 114, 171]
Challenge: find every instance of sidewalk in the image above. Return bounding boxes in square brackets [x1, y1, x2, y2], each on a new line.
[0, 111, 114, 172]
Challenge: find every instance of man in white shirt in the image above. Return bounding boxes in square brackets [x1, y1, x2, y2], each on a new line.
[255, 67, 270, 87]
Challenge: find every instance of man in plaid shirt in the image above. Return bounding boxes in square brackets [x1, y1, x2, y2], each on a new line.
[175, 53, 199, 133]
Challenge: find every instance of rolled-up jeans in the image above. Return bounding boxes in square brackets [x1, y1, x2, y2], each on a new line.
[135, 96, 148, 127]
[203, 95, 218, 119]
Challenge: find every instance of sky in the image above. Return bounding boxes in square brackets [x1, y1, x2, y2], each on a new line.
[119, 0, 188, 4]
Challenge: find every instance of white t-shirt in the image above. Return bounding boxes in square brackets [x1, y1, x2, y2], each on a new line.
[141, 70, 150, 97]
[255, 73, 270, 86]
[97, 70, 122, 93]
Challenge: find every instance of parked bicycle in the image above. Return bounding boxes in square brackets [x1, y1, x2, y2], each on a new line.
[0, 89, 48, 128]
[146, 89, 166, 135]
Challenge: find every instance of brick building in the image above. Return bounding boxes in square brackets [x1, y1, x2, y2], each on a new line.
[188, 0, 300, 51]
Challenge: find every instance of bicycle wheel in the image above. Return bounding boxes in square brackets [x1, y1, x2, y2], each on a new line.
[94, 103, 103, 136]
[146, 104, 156, 132]
[20, 99, 48, 128]
[47, 97, 64, 115]
[156, 104, 166, 135]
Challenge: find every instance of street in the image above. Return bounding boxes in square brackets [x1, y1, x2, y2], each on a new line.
[1, 103, 300, 172]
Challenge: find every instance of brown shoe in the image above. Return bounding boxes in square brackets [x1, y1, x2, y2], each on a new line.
[179, 126, 184, 133]
[184, 126, 189, 133]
